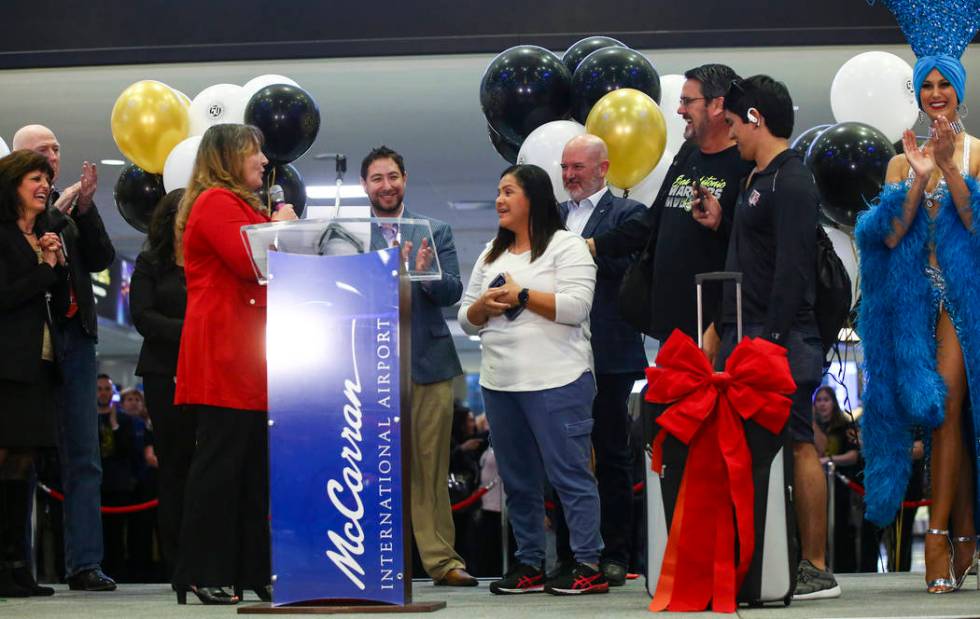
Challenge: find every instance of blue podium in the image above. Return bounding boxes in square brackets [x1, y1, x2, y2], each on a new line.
[238, 219, 447, 614]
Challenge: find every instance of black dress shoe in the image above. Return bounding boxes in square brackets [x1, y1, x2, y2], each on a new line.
[67, 568, 116, 591]
[12, 567, 54, 596]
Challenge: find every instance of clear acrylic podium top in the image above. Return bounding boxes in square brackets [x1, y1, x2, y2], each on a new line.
[241, 217, 442, 284]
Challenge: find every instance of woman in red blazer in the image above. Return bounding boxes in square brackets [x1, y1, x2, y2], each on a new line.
[172, 124, 296, 605]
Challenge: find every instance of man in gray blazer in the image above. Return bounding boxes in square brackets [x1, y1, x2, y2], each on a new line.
[361, 146, 476, 587]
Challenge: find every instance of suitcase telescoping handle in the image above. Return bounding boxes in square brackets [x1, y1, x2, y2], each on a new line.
[695, 271, 742, 349]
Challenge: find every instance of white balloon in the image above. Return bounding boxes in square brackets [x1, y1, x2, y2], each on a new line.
[517, 120, 586, 203]
[657, 74, 687, 156]
[824, 225, 859, 309]
[163, 135, 203, 192]
[831, 51, 918, 143]
[0, 137, 9, 157]
[189, 84, 245, 135]
[609, 147, 675, 206]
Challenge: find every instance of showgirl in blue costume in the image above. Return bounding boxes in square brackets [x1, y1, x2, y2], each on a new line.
[858, 0, 980, 594]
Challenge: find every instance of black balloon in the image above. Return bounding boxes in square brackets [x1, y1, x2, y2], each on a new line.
[480, 45, 572, 145]
[487, 123, 520, 164]
[114, 164, 165, 233]
[245, 84, 321, 164]
[791, 124, 832, 157]
[806, 122, 896, 228]
[257, 163, 307, 218]
[561, 36, 627, 75]
[570, 47, 661, 123]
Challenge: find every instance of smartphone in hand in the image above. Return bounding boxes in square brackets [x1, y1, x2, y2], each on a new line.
[691, 168, 706, 213]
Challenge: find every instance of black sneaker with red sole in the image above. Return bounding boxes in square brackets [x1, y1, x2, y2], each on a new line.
[544, 562, 609, 595]
[489, 563, 545, 594]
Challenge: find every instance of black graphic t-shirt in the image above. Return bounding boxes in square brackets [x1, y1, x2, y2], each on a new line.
[595, 144, 753, 339]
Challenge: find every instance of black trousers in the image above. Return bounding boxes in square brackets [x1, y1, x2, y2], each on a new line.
[143, 374, 196, 579]
[174, 406, 269, 587]
[556, 372, 637, 567]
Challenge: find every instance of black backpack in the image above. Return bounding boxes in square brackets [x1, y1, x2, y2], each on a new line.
[814, 225, 852, 356]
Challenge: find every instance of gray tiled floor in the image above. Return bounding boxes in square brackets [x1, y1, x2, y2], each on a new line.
[3, 574, 980, 619]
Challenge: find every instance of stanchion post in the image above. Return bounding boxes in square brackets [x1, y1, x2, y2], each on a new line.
[501, 500, 510, 576]
[826, 460, 836, 572]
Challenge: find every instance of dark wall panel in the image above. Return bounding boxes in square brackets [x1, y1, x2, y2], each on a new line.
[0, 1, 931, 68]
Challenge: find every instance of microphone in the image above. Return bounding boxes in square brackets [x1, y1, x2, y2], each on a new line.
[269, 185, 286, 212]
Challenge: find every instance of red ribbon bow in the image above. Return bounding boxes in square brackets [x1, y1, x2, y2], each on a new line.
[646, 329, 795, 613]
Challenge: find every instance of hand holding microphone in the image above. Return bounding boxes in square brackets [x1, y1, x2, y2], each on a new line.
[268, 184, 298, 221]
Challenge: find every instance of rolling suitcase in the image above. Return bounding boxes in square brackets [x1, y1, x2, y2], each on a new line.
[644, 272, 798, 609]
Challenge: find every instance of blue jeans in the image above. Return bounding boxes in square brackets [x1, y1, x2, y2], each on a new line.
[54, 319, 104, 576]
[483, 372, 603, 566]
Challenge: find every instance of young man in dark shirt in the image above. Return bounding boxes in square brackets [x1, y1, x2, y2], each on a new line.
[588, 64, 754, 341]
[695, 75, 840, 600]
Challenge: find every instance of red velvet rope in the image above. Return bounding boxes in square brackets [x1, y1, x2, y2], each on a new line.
[834, 473, 932, 508]
[37, 482, 159, 514]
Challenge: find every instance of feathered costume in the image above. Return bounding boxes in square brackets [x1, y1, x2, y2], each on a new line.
[858, 0, 980, 525]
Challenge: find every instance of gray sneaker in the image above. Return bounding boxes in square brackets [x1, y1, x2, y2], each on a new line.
[793, 560, 841, 600]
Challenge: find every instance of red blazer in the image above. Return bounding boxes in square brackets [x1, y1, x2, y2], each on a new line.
[175, 188, 270, 411]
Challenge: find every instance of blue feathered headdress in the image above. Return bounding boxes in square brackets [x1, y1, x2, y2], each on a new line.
[869, 0, 979, 107]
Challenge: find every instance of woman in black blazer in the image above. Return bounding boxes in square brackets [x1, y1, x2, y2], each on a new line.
[129, 189, 192, 582]
[0, 150, 68, 597]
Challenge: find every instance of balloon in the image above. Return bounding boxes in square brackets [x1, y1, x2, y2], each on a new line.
[114, 164, 165, 233]
[162, 135, 202, 192]
[830, 51, 918, 143]
[585, 89, 667, 189]
[657, 74, 687, 155]
[243, 74, 298, 95]
[791, 124, 832, 157]
[488, 123, 520, 164]
[172, 88, 192, 107]
[257, 163, 307, 218]
[806, 122, 895, 228]
[110, 80, 190, 174]
[824, 225, 859, 309]
[570, 47, 661, 124]
[245, 84, 321, 164]
[480, 45, 572, 145]
[561, 36, 627, 75]
[516, 120, 586, 203]
[189, 84, 245, 136]
[0, 137, 9, 157]
[608, 146, 675, 206]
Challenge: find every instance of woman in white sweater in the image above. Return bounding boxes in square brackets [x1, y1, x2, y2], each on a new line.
[459, 164, 604, 596]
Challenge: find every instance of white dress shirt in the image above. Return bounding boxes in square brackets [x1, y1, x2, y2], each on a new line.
[564, 187, 608, 236]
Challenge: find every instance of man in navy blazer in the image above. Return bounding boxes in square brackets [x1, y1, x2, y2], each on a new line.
[556, 135, 647, 585]
[361, 146, 477, 587]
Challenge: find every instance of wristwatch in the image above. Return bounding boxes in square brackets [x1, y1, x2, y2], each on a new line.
[517, 288, 531, 307]
[518, 288, 530, 307]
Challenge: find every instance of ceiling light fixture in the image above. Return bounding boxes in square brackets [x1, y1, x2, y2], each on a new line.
[100, 159, 126, 166]
[306, 184, 367, 199]
[448, 201, 495, 211]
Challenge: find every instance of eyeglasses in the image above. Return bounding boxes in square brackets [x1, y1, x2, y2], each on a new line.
[678, 96, 707, 107]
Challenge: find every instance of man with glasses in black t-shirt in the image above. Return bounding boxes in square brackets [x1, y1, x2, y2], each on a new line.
[588, 64, 753, 344]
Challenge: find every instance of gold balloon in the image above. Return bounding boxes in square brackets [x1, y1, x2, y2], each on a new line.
[110, 80, 190, 174]
[585, 88, 667, 189]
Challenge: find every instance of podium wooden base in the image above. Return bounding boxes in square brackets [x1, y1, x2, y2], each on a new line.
[238, 601, 447, 614]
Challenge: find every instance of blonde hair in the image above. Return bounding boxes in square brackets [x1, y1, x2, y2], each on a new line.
[176, 124, 267, 236]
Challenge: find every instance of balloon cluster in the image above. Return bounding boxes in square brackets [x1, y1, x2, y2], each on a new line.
[480, 37, 668, 200]
[110, 75, 319, 232]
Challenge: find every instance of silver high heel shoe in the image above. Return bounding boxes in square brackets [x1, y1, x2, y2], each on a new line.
[925, 529, 957, 594]
[952, 535, 979, 591]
